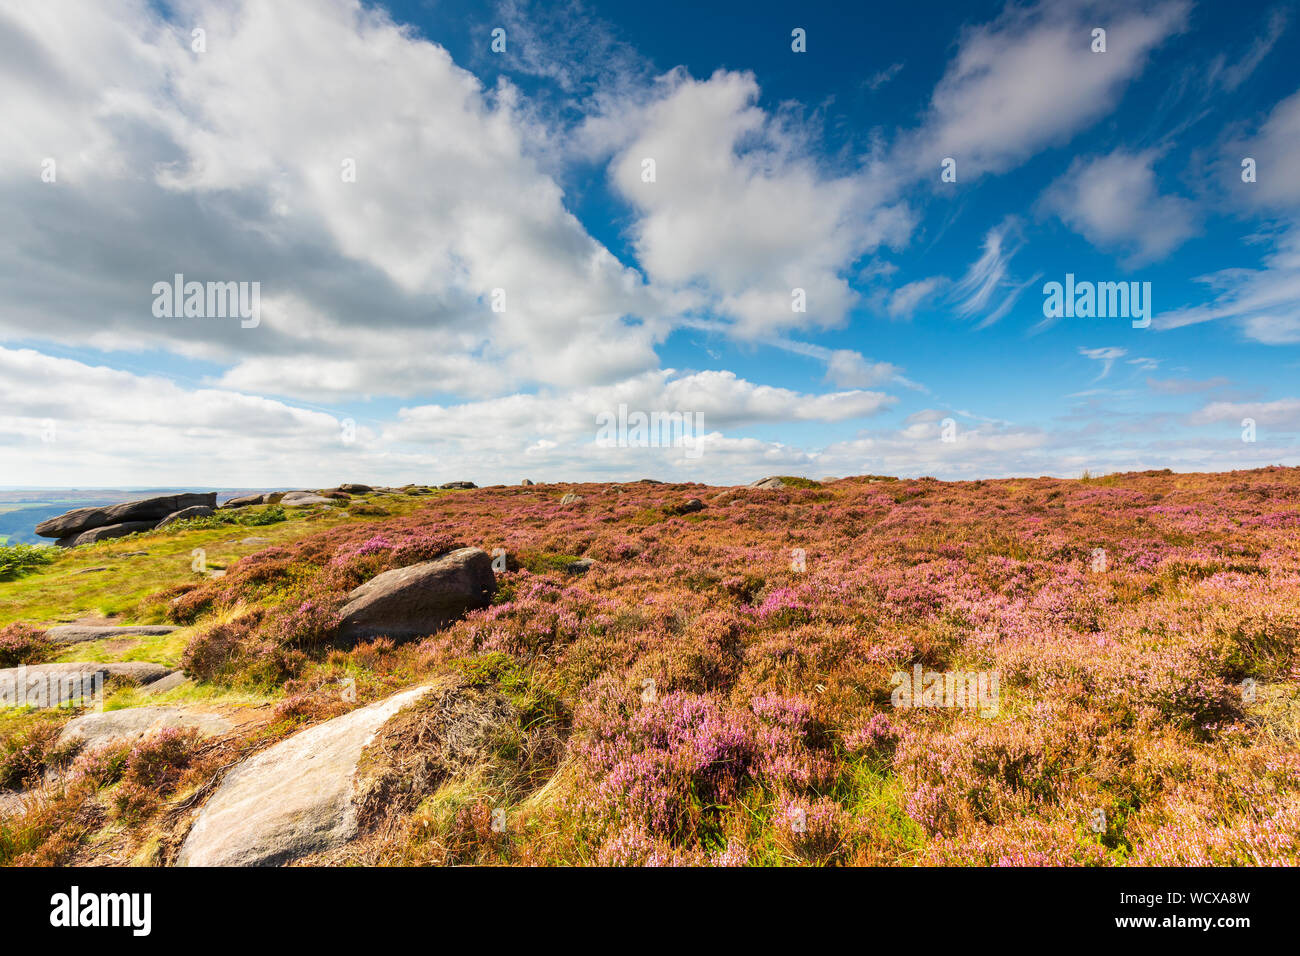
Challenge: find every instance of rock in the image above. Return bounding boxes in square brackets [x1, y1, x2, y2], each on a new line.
[439, 481, 476, 490]
[638, 479, 664, 484]
[336, 548, 495, 643]
[750, 476, 786, 489]
[320, 491, 352, 500]
[566, 557, 595, 574]
[280, 492, 334, 507]
[58, 705, 234, 752]
[46, 624, 179, 646]
[176, 685, 432, 866]
[158, 505, 215, 526]
[138, 671, 191, 697]
[337, 484, 372, 494]
[57, 520, 160, 548]
[559, 493, 583, 505]
[36, 493, 217, 539]
[0, 662, 172, 708]
[220, 493, 264, 509]
[263, 492, 285, 504]
[679, 498, 705, 514]
[521, 479, 534, 486]
[403, 487, 432, 496]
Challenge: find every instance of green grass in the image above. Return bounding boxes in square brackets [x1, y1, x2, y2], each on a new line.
[0, 544, 58, 582]
[0, 497, 427, 627]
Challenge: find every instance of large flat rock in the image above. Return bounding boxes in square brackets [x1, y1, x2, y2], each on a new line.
[0, 662, 172, 708]
[176, 686, 431, 867]
[58, 521, 161, 548]
[58, 705, 234, 751]
[336, 547, 495, 643]
[46, 624, 179, 646]
[36, 493, 217, 539]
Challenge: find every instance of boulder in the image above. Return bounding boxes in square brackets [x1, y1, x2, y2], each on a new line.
[677, 498, 705, 514]
[58, 705, 234, 752]
[220, 493, 264, 509]
[337, 484, 372, 494]
[0, 662, 172, 708]
[36, 493, 217, 539]
[750, 476, 786, 489]
[158, 505, 215, 526]
[566, 557, 595, 574]
[559, 493, 583, 505]
[520, 479, 534, 486]
[57, 520, 160, 548]
[46, 624, 179, 646]
[336, 548, 495, 643]
[280, 492, 334, 507]
[439, 481, 476, 490]
[176, 685, 432, 866]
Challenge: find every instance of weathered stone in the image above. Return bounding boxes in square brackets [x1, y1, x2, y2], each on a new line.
[138, 671, 191, 697]
[280, 492, 334, 507]
[750, 476, 786, 489]
[220, 493, 265, 509]
[158, 505, 215, 526]
[676, 498, 705, 514]
[337, 484, 373, 494]
[439, 481, 476, 490]
[336, 548, 495, 643]
[176, 685, 432, 866]
[566, 557, 595, 574]
[46, 624, 179, 646]
[0, 662, 172, 709]
[58, 705, 234, 752]
[36, 493, 217, 538]
[559, 493, 583, 505]
[58, 521, 160, 548]
[520, 479, 534, 486]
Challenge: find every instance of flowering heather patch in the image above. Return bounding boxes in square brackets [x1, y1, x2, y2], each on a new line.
[13, 468, 1300, 865]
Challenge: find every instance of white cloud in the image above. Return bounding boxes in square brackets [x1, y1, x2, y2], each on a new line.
[599, 68, 913, 338]
[0, 0, 662, 399]
[899, 0, 1188, 179]
[1039, 149, 1197, 264]
[1078, 346, 1127, 380]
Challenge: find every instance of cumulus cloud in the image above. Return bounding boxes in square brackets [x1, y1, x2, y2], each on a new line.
[0, 0, 662, 399]
[1039, 149, 1197, 264]
[598, 68, 913, 338]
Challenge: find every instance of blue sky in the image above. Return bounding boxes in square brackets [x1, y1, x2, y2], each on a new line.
[1, 0, 1298, 486]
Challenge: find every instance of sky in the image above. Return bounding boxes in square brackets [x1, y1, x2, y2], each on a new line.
[1, 0, 1298, 487]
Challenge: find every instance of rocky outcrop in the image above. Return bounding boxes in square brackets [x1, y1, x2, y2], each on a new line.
[280, 492, 334, 507]
[176, 685, 432, 866]
[36, 493, 217, 540]
[336, 548, 495, 643]
[439, 481, 476, 490]
[57, 521, 162, 548]
[58, 705, 234, 752]
[45, 624, 179, 646]
[0, 662, 172, 708]
[337, 484, 372, 494]
[559, 493, 583, 505]
[159, 505, 214, 526]
[520, 479, 534, 486]
[221, 493, 269, 509]
[750, 476, 786, 489]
